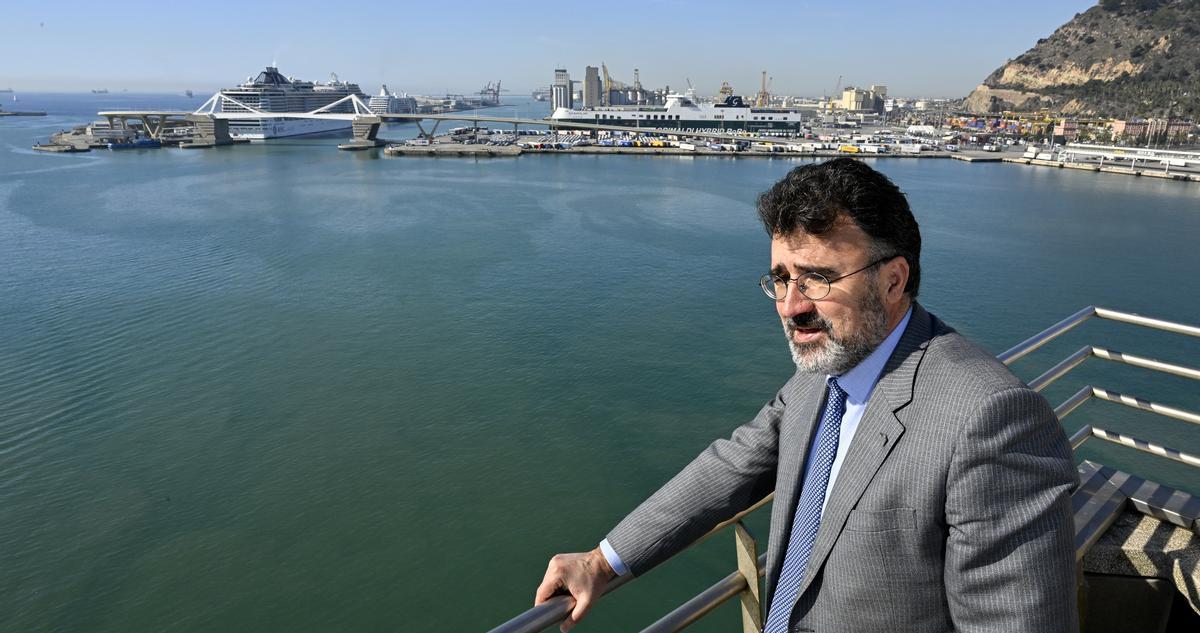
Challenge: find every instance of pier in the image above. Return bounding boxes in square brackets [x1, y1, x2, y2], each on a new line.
[999, 143, 1200, 182]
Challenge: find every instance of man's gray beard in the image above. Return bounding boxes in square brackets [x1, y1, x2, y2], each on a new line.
[783, 280, 891, 375]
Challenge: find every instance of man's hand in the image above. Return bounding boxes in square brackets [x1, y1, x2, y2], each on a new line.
[534, 547, 616, 632]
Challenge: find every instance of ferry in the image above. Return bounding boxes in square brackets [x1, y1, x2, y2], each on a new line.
[550, 94, 816, 133]
[203, 66, 367, 139]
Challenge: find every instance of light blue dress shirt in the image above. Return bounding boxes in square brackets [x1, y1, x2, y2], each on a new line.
[601, 307, 914, 577]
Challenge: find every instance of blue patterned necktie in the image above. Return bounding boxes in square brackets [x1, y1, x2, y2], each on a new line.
[763, 377, 848, 633]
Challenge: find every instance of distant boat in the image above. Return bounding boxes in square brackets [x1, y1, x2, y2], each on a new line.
[92, 89, 108, 94]
[185, 89, 194, 98]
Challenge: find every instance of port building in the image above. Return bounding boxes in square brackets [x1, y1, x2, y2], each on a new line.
[552, 69, 573, 110]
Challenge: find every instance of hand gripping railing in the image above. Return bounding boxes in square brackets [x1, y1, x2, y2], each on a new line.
[487, 496, 773, 633]
[489, 306, 1200, 633]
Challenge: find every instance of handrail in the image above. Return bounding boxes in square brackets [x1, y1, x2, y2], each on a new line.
[1028, 345, 1200, 392]
[490, 306, 1200, 633]
[1093, 307, 1200, 338]
[486, 496, 774, 633]
[1054, 384, 1200, 470]
[998, 306, 1200, 366]
[1089, 426, 1200, 469]
[998, 305, 1096, 365]
[1054, 384, 1200, 430]
[639, 553, 768, 633]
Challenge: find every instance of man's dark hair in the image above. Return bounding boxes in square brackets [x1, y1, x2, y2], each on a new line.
[757, 158, 922, 298]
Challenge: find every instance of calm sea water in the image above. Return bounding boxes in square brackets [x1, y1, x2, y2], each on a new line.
[2, 94, 1198, 632]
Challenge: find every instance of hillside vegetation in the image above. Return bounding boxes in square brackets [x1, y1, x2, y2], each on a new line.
[964, 0, 1200, 117]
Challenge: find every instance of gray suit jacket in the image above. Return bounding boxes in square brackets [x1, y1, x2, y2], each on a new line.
[606, 304, 1078, 632]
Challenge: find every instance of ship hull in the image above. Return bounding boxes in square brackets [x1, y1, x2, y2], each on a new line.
[227, 117, 352, 140]
[550, 117, 806, 133]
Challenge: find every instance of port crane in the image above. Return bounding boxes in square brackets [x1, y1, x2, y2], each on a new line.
[754, 71, 772, 108]
[478, 81, 509, 106]
[601, 63, 627, 106]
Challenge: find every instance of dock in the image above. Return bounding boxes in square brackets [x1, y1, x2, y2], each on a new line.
[950, 151, 1005, 162]
[32, 143, 89, 153]
[382, 144, 521, 157]
[1003, 157, 1200, 182]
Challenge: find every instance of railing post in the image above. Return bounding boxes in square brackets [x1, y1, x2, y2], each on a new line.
[734, 521, 762, 633]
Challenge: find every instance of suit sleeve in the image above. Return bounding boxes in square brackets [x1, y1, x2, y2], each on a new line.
[944, 386, 1079, 633]
[604, 378, 792, 577]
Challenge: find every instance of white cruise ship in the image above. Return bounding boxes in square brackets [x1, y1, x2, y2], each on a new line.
[367, 85, 418, 115]
[550, 94, 817, 133]
[205, 66, 367, 139]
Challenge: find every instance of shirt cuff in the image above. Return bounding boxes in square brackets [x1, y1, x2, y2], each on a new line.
[599, 538, 630, 577]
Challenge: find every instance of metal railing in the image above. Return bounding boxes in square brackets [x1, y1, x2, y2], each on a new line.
[489, 306, 1200, 633]
[1003, 306, 1200, 469]
[487, 496, 773, 633]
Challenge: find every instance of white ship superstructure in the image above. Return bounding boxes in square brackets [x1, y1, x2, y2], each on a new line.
[367, 85, 418, 115]
[205, 66, 367, 139]
[550, 94, 816, 133]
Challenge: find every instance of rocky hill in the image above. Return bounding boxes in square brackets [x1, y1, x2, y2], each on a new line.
[964, 0, 1200, 117]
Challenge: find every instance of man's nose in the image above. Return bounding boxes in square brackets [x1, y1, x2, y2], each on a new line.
[777, 286, 815, 318]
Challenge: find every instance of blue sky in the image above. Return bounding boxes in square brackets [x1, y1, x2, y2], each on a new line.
[1, 0, 1097, 97]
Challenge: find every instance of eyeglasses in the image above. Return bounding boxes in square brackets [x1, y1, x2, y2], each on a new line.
[759, 255, 896, 302]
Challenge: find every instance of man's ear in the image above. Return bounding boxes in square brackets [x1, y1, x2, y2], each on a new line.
[885, 257, 910, 302]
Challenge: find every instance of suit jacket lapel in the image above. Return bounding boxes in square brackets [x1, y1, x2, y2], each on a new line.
[764, 371, 825, 601]
[794, 303, 932, 600]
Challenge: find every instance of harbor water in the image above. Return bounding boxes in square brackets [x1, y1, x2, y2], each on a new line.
[2, 94, 1198, 632]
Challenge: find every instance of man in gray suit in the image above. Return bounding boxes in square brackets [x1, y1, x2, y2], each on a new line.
[535, 158, 1078, 632]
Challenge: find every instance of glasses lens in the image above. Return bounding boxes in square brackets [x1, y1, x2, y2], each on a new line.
[760, 274, 782, 299]
[797, 273, 830, 300]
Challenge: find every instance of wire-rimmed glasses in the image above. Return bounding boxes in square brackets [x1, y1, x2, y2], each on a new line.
[759, 255, 896, 302]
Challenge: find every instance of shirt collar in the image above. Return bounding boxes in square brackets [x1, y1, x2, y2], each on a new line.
[831, 306, 913, 405]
